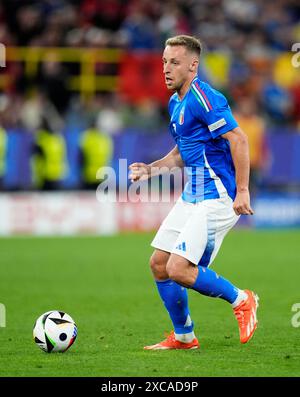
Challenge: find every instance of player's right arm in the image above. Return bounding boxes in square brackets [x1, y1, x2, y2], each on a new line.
[129, 145, 183, 182]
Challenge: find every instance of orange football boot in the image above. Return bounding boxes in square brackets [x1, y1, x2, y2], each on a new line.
[233, 290, 259, 343]
[144, 331, 199, 350]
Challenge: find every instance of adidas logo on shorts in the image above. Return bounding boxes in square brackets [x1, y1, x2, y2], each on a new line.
[175, 242, 186, 252]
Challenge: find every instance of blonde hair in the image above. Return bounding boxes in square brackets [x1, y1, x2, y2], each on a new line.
[165, 35, 202, 58]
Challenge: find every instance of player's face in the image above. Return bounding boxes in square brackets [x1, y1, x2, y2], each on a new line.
[162, 45, 198, 94]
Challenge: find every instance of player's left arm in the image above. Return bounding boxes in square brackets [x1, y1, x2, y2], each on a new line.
[222, 127, 254, 216]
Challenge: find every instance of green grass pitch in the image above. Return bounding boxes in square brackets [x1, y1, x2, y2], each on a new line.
[0, 230, 300, 377]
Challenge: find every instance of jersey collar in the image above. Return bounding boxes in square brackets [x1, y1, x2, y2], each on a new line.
[176, 75, 199, 102]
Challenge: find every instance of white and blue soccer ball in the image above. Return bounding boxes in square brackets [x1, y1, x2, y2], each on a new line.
[33, 310, 77, 353]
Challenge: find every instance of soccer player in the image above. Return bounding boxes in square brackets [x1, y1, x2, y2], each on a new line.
[129, 35, 259, 350]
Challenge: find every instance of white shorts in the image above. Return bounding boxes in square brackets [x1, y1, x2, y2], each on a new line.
[151, 195, 240, 266]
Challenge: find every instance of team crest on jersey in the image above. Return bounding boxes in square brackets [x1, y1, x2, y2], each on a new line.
[179, 106, 185, 125]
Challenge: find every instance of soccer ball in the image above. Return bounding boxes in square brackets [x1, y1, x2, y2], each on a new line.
[33, 310, 77, 353]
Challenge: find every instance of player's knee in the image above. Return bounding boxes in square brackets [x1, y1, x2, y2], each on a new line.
[149, 254, 157, 272]
[149, 252, 168, 280]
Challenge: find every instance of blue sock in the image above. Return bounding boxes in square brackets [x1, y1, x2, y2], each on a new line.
[192, 266, 238, 304]
[155, 279, 194, 334]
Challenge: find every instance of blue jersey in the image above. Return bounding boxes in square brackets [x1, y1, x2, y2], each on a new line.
[168, 76, 238, 203]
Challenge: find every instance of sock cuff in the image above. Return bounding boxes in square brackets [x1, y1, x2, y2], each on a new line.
[191, 270, 201, 290]
[155, 279, 172, 285]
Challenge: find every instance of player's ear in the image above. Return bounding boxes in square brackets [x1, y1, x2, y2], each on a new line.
[189, 59, 199, 72]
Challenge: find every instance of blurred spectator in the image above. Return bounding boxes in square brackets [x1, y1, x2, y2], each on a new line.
[20, 91, 64, 134]
[123, 98, 165, 132]
[290, 80, 300, 129]
[234, 98, 266, 192]
[31, 117, 67, 190]
[0, 126, 7, 190]
[157, 2, 191, 45]
[80, 0, 125, 31]
[0, 94, 23, 130]
[261, 77, 293, 125]
[19, 92, 45, 132]
[15, 6, 44, 46]
[118, 4, 158, 50]
[79, 122, 113, 189]
[96, 95, 124, 135]
[38, 53, 71, 116]
[260, 3, 294, 51]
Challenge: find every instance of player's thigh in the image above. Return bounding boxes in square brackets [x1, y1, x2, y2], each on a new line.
[171, 202, 209, 265]
[151, 196, 194, 254]
[171, 196, 239, 266]
[203, 195, 240, 266]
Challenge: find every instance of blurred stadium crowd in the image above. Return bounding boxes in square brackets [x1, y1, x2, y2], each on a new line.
[0, 0, 299, 191]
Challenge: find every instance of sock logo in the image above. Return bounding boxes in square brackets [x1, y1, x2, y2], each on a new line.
[175, 242, 186, 252]
[184, 314, 192, 327]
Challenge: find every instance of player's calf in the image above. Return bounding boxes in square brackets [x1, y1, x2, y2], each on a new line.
[166, 254, 197, 287]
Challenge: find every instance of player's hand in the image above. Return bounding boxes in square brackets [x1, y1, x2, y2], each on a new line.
[233, 190, 254, 216]
[128, 162, 151, 182]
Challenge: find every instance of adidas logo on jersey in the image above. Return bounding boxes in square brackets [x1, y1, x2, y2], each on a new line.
[175, 242, 186, 252]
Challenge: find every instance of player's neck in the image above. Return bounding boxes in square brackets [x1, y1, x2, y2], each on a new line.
[177, 73, 197, 100]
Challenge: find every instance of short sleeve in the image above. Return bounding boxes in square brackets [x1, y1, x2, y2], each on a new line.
[190, 81, 238, 139]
